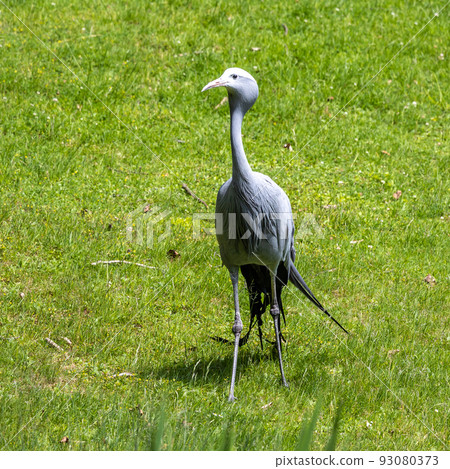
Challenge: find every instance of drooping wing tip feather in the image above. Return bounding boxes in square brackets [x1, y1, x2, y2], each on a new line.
[289, 261, 349, 334]
[323, 310, 350, 335]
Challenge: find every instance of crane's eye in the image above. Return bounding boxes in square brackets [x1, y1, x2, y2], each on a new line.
[231, 74, 238, 79]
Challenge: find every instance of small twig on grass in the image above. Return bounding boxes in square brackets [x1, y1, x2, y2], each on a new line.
[62, 337, 72, 346]
[133, 344, 141, 365]
[109, 372, 135, 378]
[215, 96, 228, 109]
[45, 337, 64, 351]
[91, 260, 155, 269]
[182, 183, 209, 209]
[282, 23, 288, 35]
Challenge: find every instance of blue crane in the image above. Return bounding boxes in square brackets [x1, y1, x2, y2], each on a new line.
[203, 68, 348, 401]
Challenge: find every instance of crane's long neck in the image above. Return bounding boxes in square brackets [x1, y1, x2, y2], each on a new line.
[229, 100, 253, 183]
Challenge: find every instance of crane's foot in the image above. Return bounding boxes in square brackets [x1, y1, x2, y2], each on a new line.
[228, 394, 237, 403]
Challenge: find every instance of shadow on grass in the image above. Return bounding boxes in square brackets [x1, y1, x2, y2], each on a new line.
[136, 335, 338, 393]
[137, 345, 272, 385]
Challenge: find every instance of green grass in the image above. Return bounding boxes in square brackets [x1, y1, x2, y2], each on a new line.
[0, 0, 448, 450]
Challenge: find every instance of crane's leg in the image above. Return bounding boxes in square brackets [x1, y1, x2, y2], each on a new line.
[228, 267, 242, 402]
[270, 271, 289, 388]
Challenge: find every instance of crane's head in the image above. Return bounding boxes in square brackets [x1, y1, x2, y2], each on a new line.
[202, 67, 259, 112]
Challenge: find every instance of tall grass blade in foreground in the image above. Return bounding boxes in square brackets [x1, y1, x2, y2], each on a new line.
[149, 408, 166, 451]
[218, 421, 235, 451]
[324, 404, 343, 451]
[295, 398, 323, 450]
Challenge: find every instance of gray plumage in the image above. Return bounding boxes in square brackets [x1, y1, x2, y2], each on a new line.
[203, 68, 348, 402]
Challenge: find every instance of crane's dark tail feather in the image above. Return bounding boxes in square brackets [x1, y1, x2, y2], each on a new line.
[241, 264, 287, 349]
[289, 261, 349, 334]
[212, 264, 287, 349]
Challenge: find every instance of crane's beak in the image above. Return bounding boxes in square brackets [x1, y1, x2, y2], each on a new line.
[202, 78, 227, 92]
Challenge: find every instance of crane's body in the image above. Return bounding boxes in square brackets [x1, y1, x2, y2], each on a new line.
[216, 172, 293, 269]
[202, 68, 348, 401]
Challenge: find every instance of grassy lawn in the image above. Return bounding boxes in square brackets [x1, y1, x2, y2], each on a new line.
[0, 0, 448, 450]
